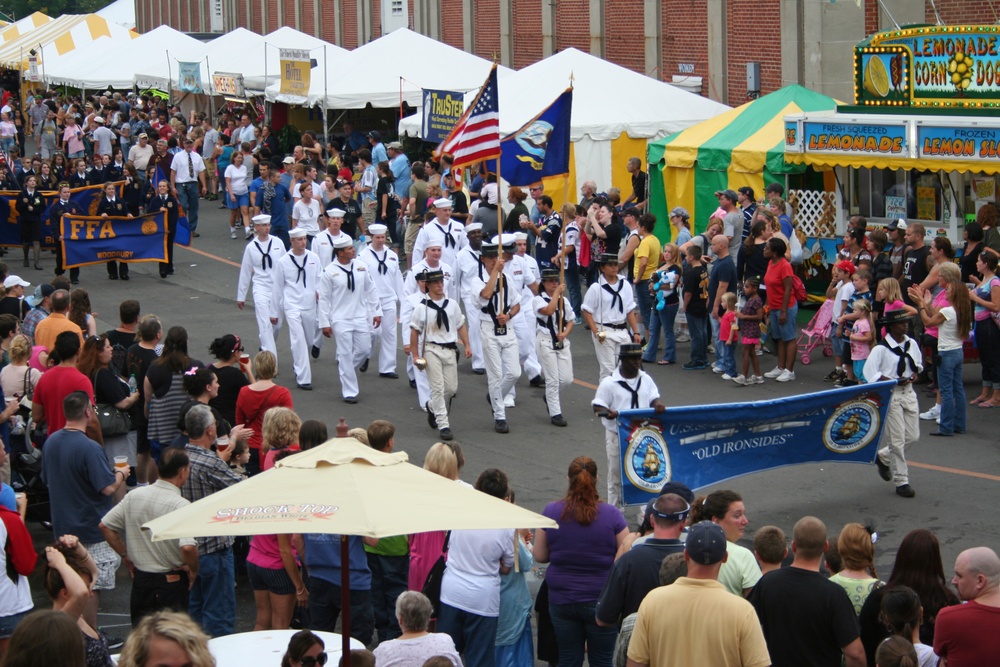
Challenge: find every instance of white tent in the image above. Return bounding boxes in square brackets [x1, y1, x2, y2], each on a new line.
[46, 25, 203, 90]
[211, 26, 346, 94]
[0, 12, 52, 44]
[0, 14, 137, 70]
[265, 28, 510, 109]
[399, 47, 730, 200]
[96, 0, 136, 30]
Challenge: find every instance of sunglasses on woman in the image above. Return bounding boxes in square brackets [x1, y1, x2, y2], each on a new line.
[300, 654, 328, 667]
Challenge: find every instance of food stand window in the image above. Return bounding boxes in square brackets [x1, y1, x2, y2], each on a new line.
[850, 168, 945, 222]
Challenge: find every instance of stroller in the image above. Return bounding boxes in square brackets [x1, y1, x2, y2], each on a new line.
[9, 417, 52, 528]
[796, 298, 835, 365]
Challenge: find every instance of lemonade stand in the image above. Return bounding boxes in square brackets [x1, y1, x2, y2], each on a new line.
[784, 24, 1000, 241]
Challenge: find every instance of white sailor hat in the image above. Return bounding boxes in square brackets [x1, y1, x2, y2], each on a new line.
[288, 227, 308, 239]
[466, 222, 483, 232]
[251, 214, 272, 226]
[433, 197, 453, 209]
[368, 224, 388, 235]
[498, 233, 517, 247]
[513, 232, 528, 242]
[333, 236, 353, 249]
[423, 238, 443, 249]
[326, 208, 346, 218]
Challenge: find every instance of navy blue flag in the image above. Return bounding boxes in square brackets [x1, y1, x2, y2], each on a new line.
[61, 211, 169, 268]
[615, 382, 897, 506]
[499, 88, 573, 187]
[0, 183, 109, 249]
[150, 165, 192, 246]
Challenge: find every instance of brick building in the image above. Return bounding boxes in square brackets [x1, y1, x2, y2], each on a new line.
[135, 0, 1000, 104]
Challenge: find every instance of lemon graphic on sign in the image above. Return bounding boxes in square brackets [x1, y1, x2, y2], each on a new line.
[141, 220, 158, 235]
[948, 50, 974, 93]
[864, 56, 890, 98]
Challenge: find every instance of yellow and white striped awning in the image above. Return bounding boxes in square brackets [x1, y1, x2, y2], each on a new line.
[0, 12, 53, 44]
[0, 14, 137, 70]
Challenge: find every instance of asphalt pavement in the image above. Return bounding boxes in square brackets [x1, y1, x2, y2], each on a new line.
[21, 201, 1000, 642]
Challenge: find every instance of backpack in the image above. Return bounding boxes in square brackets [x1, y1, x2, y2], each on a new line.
[792, 274, 808, 304]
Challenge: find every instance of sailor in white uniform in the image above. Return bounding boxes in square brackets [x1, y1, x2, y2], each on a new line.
[358, 223, 404, 378]
[455, 222, 486, 374]
[582, 253, 643, 381]
[237, 214, 287, 354]
[405, 241, 457, 301]
[412, 197, 467, 269]
[318, 236, 383, 403]
[310, 208, 354, 359]
[401, 270, 432, 410]
[534, 268, 575, 427]
[270, 227, 322, 389]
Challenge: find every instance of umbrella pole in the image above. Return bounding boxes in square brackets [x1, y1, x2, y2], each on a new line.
[341, 535, 351, 664]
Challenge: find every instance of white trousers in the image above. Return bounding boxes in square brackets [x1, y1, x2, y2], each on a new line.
[253, 286, 281, 354]
[481, 320, 520, 420]
[593, 327, 631, 381]
[333, 317, 372, 399]
[878, 385, 919, 486]
[604, 429, 624, 509]
[462, 296, 485, 371]
[284, 307, 316, 386]
[536, 332, 573, 417]
[406, 351, 431, 408]
[512, 312, 542, 379]
[425, 343, 458, 429]
[370, 301, 398, 374]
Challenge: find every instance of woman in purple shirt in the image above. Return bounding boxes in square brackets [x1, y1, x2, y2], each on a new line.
[533, 456, 628, 667]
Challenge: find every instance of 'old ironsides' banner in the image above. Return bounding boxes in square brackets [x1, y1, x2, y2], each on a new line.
[616, 382, 896, 506]
[61, 212, 169, 268]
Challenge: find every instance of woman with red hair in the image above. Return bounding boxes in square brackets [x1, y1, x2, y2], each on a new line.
[533, 456, 627, 667]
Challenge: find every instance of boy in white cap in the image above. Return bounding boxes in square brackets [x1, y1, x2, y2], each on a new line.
[237, 214, 286, 354]
[412, 197, 467, 269]
[535, 268, 575, 426]
[410, 269, 471, 441]
[583, 253, 643, 381]
[359, 223, 404, 378]
[498, 234, 542, 404]
[401, 270, 432, 408]
[405, 239, 457, 300]
[318, 236, 383, 403]
[455, 222, 486, 374]
[270, 227, 321, 390]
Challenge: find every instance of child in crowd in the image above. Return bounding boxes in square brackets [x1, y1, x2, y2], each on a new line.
[228, 439, 250, 477]
[752, 525, 787, 575]
[837, 268, 873, 387]
[879, 586, 940, 667]
[826, 260, 856, 384]
[718, 293, 739, 381]
[828, 523, 880, 615]
[876, 277, 916, 341]
[849, 299, 873, 385]
[735, 278, 764, 385]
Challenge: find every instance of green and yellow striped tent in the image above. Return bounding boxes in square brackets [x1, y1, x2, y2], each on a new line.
[648, 85, 840, 240]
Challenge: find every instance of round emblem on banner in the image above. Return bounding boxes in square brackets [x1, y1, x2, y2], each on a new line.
[141, 220, 159, 235]
[624, 424, 670, 493]
[823, 400, 879, 454]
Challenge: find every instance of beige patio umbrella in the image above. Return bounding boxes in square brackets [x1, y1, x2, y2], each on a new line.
[144, 437, 556, 656]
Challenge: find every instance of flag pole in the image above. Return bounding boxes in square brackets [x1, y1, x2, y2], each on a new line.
[557, 74, 574, 335]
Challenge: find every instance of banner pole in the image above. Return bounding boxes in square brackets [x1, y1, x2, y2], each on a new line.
[323, 46, 329, 143]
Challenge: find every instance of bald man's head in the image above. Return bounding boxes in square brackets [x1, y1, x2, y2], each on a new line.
[792, 516, 828, 560]
[954, 547, 1000, 600]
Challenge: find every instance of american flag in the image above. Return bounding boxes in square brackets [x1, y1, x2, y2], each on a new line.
[436, 65, 500, 169]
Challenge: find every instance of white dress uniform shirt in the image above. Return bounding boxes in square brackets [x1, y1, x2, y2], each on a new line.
[412, 219, 468, 268]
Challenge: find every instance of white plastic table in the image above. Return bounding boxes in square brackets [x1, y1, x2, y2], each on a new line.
[208, 629, 365, 667]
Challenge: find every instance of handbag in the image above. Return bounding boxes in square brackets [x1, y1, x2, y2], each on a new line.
[95, 403, 132, 437]
[420, 531, 451, 618]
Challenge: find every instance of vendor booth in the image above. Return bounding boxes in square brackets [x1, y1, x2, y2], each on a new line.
[785, 24, 1000, 244]
[0, 14, 137, 72]
[400, 47, 729, 210]
[648, 85, 839, 245]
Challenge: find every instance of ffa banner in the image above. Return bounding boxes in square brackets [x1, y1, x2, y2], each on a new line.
[616, 382, 896, 506]
[177, 62, 205, 94]
[0, 183, 112, 250]
[422, 89, 465, 143]
[279, 49, 311, 98]
[499, 88, 573, 187]
[62, 212, 168, 269]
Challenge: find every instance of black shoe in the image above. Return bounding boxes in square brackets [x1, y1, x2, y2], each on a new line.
[34, 263, 42, 271]
[192, 232, 201, 237]
[472, 368, 486, 375]
[551, 414, 567, 427]
[876, 457, 892, 481]
[929, 431, 953, 437]
[297, 383, 312, 390]
[529, 375, 544, 388]
[494, 419, 509, 434]
[108, 274, 118, 280]
[344, 396, 358, 404]
[71, 279, 79, 285]
[22, 258, 28, 267]
[311, 345, 320, 359]
[426, 403, 437, 429]
[160, 272, 169, 278]
[379, 372, 399, 379]
[101, 633, 125, 651]
[895, 484, 916, 498]
[439, 428, 454, 441]
[359, 358, 369, 373]
[120, 274, 129, 281]
[408, 378, 416, 388]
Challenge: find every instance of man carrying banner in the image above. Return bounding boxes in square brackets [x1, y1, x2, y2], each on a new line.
[270, 227, 321, 390]
[50, 182, 82, 284]
[409, 269, 470, 441]
[473, 242, 520, 434]
[455, 222, 486, 374]
[238, 215, 287, 354]
[582, 253, 643, 381]
[863, 309, 922, 498]
[593, 344, 665, 509]
[359, 224, 404, 379]
[318, 237, 382, 404]
[534, 268, 574, 427]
